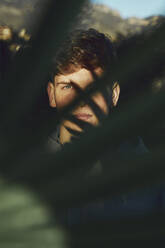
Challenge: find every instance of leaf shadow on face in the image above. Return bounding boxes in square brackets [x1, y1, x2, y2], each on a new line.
[62, 73, 112, 140]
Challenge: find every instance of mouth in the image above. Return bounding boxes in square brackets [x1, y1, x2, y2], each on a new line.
[74, 113, 93, 121]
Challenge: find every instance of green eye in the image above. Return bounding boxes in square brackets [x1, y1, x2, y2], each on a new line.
[63, 84, 73, 89]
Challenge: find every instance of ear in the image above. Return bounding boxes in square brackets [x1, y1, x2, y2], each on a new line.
[47, 82, 56, 107]
[112, 82, 120, 106]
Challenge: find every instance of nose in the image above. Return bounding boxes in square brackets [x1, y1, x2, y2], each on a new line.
[79, 101, 86, 107]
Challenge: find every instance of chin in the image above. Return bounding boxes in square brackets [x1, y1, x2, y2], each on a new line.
[64, 121, 83, 132]
[63, 117, 99, 132]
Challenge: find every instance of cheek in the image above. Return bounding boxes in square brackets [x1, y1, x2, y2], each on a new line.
[55, 90, 76, 109]
[92, 93, 109, 114]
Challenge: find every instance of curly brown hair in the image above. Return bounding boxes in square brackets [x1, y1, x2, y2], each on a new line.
[51, 29, 117, 79]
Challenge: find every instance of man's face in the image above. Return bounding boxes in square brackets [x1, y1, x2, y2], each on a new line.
[48, 67, 119, 131]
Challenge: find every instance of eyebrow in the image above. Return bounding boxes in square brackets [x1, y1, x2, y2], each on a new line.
[56, 81, 71, 86]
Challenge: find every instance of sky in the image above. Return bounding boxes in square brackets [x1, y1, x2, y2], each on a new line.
[91, 0, 165, 18]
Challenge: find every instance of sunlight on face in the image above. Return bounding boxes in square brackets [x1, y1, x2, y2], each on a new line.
[53, 67, 109, 130]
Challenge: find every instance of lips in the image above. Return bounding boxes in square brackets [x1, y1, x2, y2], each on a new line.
[74, 113, 92, 121]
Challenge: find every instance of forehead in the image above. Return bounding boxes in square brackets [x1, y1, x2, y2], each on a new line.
[54, 67, 103, 87]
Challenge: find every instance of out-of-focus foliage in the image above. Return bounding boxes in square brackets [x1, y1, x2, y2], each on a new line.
[0, 25, 30, 53]
[0, 179, 67, 248]
[0, 0, 165, 247]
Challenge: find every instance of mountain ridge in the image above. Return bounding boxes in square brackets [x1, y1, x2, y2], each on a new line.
[0, 1, 164, 38]
[77, 3, 165, 39]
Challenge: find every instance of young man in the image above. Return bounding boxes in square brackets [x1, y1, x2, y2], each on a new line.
[46, 29, 164, 228]
[47, 28, 120, 146]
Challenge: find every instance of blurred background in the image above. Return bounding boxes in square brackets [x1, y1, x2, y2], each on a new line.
[0, 0, 165, 40]
[0, 0, 165, 160]
[0, 1, 165, 161]
[0, 1, 165, 246]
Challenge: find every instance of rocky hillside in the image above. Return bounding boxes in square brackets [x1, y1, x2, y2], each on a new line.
[0, 1, 164, 39]
[77, 3, 165, 40]
[0, 0, 45, 31]
[0, 0, 34, 30]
